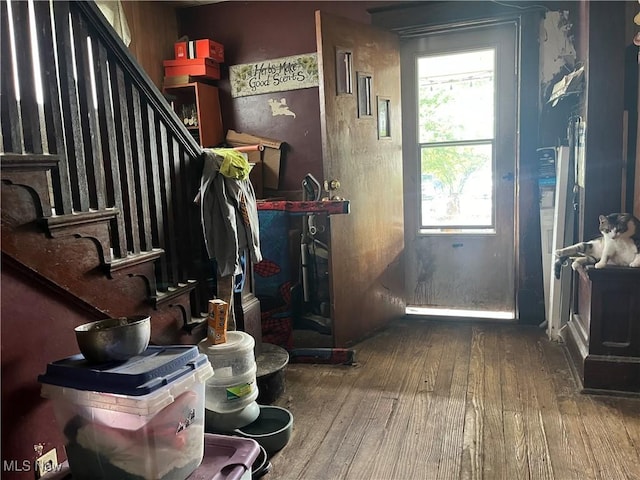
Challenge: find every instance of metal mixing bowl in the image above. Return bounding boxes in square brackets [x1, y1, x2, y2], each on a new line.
[75, 315, 151, 363]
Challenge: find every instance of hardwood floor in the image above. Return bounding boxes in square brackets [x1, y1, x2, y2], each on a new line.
[270, 318, 640, 480]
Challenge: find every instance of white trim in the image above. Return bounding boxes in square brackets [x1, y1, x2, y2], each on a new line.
[405, 306, 514, 320]
[547, 146, 572, 341]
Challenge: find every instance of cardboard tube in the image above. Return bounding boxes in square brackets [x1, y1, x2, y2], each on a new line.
[232, 144, 264, 152]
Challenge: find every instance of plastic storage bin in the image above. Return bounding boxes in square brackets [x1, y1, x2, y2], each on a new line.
[37, 434, 260, 480]
[186, 434, 259, 480]
[38, 346, 214, 480]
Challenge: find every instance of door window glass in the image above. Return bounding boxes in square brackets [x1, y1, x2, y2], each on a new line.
[418, 49, 495, 230]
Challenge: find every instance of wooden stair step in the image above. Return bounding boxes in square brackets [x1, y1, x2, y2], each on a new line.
[109, 248, 164, 273]
[44, 209, 119, 264]
[183, 313, 208, 335]
[152, 280, 198, 308]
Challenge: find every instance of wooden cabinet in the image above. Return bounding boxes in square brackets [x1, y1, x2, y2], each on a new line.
[164, 82, 223, 147]
[566, 267, 640, 394]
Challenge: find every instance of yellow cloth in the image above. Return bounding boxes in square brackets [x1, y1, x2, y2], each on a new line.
[212, 148, 252, 180]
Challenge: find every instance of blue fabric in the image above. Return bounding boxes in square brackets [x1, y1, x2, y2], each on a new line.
[254, 209, 291, 299]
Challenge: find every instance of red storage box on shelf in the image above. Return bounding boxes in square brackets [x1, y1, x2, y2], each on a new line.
[175, 39, 225, 63]
[164, 58, 221, 81]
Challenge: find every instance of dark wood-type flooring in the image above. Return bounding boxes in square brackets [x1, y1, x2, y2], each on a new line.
[270, 318, 640, 480]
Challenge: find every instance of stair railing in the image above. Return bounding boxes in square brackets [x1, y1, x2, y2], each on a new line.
[1, 0, 211, 316]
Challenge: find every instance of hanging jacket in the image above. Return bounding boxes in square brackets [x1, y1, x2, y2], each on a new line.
[198, 149, 262, 277]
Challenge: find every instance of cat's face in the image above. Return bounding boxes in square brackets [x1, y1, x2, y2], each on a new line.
[598, 215, 617, 238]
[599, 214, 620, 238]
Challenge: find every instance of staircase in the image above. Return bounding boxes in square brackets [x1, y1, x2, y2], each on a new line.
[1, 0, 213, 344]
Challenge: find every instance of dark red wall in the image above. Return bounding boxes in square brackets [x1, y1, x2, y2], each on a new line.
[177, 1, 392, 192]
[1, 266, 93, 477]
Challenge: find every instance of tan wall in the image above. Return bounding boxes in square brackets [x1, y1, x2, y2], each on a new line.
[121, 1, 179, 89]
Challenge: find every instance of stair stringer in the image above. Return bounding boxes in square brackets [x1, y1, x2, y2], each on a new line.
[1, 160, 205, 345]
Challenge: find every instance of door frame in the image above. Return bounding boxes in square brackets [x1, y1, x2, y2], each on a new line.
[376, 6, 543, 322]
[402, 21, 518, 317]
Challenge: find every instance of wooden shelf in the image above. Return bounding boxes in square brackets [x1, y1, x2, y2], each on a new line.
[164, 81, 223, 148]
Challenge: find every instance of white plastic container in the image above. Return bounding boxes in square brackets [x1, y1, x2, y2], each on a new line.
[204, 363, 259, 413]
[38, 346, 213, 480]
[198, 331, 256, 378]
[199, 331, 259, 414]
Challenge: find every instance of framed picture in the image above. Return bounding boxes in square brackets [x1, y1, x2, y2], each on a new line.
[377, 96, 390, 138]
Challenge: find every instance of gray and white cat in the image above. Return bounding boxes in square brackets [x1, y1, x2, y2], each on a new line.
[554, 213, 640, 278]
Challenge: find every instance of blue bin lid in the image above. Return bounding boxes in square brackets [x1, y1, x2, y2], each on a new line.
[38, 346, 207, 396]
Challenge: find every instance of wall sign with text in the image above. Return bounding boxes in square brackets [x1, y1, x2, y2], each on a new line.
[230, 53, 319, 98]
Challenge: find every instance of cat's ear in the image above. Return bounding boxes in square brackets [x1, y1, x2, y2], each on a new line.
[599, 215, 606, 222]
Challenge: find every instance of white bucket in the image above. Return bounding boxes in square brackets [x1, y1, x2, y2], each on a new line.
[198, 331, 256, 378]
[199, 331, 259, 413]
[204, 363, 259, 413]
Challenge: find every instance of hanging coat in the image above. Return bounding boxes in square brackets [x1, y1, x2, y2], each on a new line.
[198, 149, 262, 277]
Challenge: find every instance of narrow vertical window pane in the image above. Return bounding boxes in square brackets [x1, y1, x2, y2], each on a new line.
[417, 48, 495, 230]
[336, 49, 353, 94]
